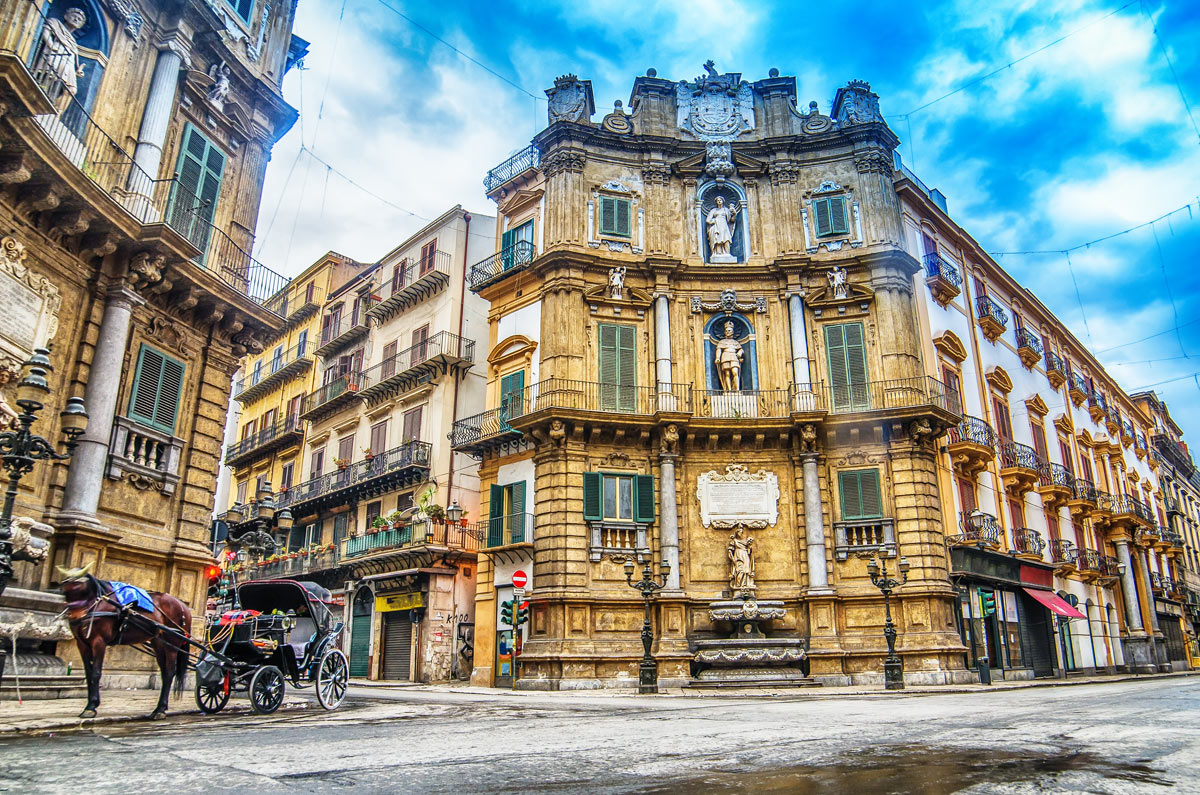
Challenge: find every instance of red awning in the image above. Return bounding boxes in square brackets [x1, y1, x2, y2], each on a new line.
[1023, 587, 1087, 619]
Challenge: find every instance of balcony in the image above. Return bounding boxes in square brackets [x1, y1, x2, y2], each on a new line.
[1037, 462, 1075, 508]
[358, 331, 475, 403]
[233, 341, 313, 404]
[947, 415, 997, 476]
[1111, 495, 1153, 528]
[976, 295, 1008, 342]
[469, 239, 537, 292]
[1138, 525, 1164, 548]
[484, 144, 540, 193]
[225, 413, 304, 469]
[298, 372, 364, 422]
[314, 308, 372, 359]
[1011, 528, 1046, 561]
[106, 415, 184, 496]
[999, 441, 1041, 496]
[1015, 328, 1042, 369]
[1048, 538, 1077, 568]
[1068, 477, 1099, 518]
[1087, 389, 1107, 423]
[366, 251, 452, 323]
[280, 441, 432, 517]
[822, 375, 961, 419]
[1104, 406, 1121, 437]
[694, 388, 795, 419]
[951, 511, 1002, 548]
[1150, 571, 1164, 594]
[450, 405, 525, 456]
[262, 282, 323, 334]
[1165, 530, 1185, 550]
[1120, 420, 1134, 448]
[480, 512, 535, 550]
[1068, 373, 1088, 407]
[923, 252, 961, 306]
[834, 518, 897, 561]
[1045, 351, 1068, 390]
[507, 378, 694, 422]
[244, 546, 340, 582]
[346, 519, 480, 558]
[1077, 548, 1103, 581]
[1134, 432, 1148, 460]
[0, 2, 291, 318]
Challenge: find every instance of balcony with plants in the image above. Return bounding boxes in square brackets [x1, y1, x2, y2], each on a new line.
[346, 512, 480, 559]
[314, 306, 373, 359]
[278, 441, 432, 517]
[923, 251, 961, 306]
[298, 371, 364, 422]
[357, 331, 475, 403]
[367, 250, 453, 323]
[233, 340, 313, 404]
[975, 295, 1008, 341]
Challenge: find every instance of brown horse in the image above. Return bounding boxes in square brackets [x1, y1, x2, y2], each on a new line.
[59, 566, 192, 720]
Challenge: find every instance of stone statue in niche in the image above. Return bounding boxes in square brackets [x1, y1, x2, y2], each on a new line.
[705, 196, 739, 263]
[206, 62, 231, 112]
[713, 321, 744, 393]
[0, 359, 20, 431]
[34, 6, 87, 96]
[607, 265, 626, 299]
[827, 266, 849, 299]
[727, 528, 756, 593]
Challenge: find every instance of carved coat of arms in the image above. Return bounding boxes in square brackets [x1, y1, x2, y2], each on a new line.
[546, 74, 594, 124]
[676, 61, 754, 141]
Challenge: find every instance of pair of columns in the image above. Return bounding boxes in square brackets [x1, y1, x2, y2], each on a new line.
[652, 292, 829, 592]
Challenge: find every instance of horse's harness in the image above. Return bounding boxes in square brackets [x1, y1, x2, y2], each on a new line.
[65, 581, 138, 641]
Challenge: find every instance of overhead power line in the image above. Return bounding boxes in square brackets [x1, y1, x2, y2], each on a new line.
[989, 202, 1194, 255]
[1140, 0, 1200, 146]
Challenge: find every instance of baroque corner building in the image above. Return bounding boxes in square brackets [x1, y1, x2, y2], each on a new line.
[455, 65, 969, 689]
[0, 0, 303, 679]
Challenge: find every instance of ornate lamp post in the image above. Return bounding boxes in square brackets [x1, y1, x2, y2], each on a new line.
[0, 348, 88, 598]
[865, 554, 910, 691]
[226, 480, 294, 563]
[623, 555, 670, 694]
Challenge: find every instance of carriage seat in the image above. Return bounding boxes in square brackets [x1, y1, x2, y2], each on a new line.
[288, 616, 318, 661]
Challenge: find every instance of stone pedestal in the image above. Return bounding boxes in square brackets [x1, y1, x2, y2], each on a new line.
[1122, 633, 1158, 674]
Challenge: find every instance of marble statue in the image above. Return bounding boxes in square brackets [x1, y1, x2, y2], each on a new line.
[713, 321, 744, 392]
[727, 528, 755, 592]
[827, 266, 849, 299]
[706, 196, 739, 261]
[207, 62, 231, 111]
[607, 265, 626, 299]
[0, 359, 20, 431]
[34, 7, 87, 96]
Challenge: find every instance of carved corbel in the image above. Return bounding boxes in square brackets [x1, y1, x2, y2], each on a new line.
[49, 208, 92, 242]
[221, 312, 245, 338]
[232, 331, 263, 356]
[172, 285, 200, 314]
[18, 183, 61, 215]
[125, 250, 165, 289]
[0, 152, 34, 185]
[79, 231, 119, 261]
[198, 303, 225, 325]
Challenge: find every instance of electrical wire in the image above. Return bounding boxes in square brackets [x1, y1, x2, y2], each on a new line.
[311, 0, 348, 153]
[1094, 316, 1200, 354]
[989, 202, 1194, 255]
[1140, 0, 1200, 146]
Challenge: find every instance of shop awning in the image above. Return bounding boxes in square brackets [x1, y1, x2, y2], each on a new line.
[1023, 587, 1087, 619]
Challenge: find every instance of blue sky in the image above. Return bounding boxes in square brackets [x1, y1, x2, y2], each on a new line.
[254, 0, 1200, 441]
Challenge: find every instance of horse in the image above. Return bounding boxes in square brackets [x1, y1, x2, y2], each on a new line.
[58, 564, 193, 720]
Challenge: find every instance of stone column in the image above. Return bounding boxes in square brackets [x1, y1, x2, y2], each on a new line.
[802, 454, 830, 592]
[654, 293, 672, 402]
[658, 452, 680, 591]
[127, 37, 187, 216]
[788, 293, 815, 411]
[59, 284, 145, 526]
[1139, 548, 1161, 633]
[1115, 540, 1143, 632]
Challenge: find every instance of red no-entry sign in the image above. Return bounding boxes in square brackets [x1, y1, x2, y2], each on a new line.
[512, 570, 528, 588]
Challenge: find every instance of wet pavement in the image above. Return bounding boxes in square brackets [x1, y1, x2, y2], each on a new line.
[0, 677, 1196, 793]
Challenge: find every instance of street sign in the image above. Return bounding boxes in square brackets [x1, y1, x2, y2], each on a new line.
[513, 588, 525, 600]
[512, 570, 528, 588]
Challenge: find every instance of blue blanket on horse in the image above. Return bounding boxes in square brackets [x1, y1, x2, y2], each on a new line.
[109, 581, 154, 613]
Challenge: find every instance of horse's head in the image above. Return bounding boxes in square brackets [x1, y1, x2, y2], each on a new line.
[57, 562, 98, 608]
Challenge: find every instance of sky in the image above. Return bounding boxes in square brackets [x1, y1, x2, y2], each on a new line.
[253, 0, 1200, 442]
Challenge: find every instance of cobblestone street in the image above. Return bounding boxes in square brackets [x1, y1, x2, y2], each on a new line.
[1, 677, 1197, 793]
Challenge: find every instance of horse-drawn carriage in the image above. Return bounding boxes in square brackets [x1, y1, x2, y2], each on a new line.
[195, 579, 349, 714]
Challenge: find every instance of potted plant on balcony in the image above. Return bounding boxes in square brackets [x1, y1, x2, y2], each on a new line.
[334, 457, 350, 471]
[363, 446, 373, 462]
[370, 515, 387, 534]
[387, 509, 405, 530]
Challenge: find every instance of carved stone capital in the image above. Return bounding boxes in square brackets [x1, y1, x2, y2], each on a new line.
[542, 150, 586, 177]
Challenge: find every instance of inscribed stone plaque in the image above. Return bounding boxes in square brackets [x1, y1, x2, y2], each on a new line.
[0, 274, 39, 352]
[696, 464, 780, 529]
[0, 236, 60, 363]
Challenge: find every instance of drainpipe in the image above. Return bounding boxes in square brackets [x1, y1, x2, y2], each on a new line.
[446, 211, 471, 505]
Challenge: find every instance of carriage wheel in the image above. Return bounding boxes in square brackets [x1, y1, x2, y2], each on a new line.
[196, 673, 230, 714]
[315, 649, 349, 710]
[249, 665, 285, 715]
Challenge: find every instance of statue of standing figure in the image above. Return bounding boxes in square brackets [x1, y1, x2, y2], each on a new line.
[705, 195, 739, 261]
[607, 265, 626, 299]
[34, 6, 87, 97]
[727, 528, 755, 593]
[713, 320, 744, 392]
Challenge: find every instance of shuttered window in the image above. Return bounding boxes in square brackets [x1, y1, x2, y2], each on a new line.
[230, 0, 254, 23]
[825, 322, 869, 411]
[488, 482, 526, 545]
[167, 124, 225, 256]
[813, 196, 849, 237]
[582, 472, 655, 523]
[129, 345, 185, 434]
[419, 239, 437, 275]
[370, 420, 388, 455]
[838, 469, 882, 520]
[598, 323, 636, 411]
[499, 370, 525, 423]
[992, 397, 1013, 441]
[401, 406, 422, 443]
[381, 341, 398, 379]
[599, 196, 632, 238]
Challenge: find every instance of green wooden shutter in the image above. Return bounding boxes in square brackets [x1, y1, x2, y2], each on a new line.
[615, 198, 631, 237]
[634, 475, 655, 523]
[826, 323, 849, 411]
[129, 345, 185, 434]
[844, 322, 868, 410]
[599, 323, 637, 410]
[829, 197, 848, 234]
[500, 370, 525, 422]
[582, 472, 601, 521]
[500, 227, 517, 271]
[508, 482, 526, 543]
[838, 471, 861, 520]
[839, 470, 882, 520]
[168, 125, 225, 255]
[600, 197, 617, 235]
[813, 199, 832, 237]
[488, 484, 504, 547]
[860, 470, 881, 517]
[826, 322, 868, 411]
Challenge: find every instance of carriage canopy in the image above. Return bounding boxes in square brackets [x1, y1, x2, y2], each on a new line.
[236, 579, 336, 630]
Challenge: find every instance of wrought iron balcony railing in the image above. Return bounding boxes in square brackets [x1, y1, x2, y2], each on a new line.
[277, 441, 432, 512]
[1039, 462, 1075, 491]
[225, 413, 303, 467]
[1088, 389, 1106, 412]
[954, 511, 1002, 546]
[262, 282, 323, 321]
[450, 405, 523, 450]
[300, 371, 364, 418]
[469, 240, 537, 291]
[502, 378, 695, 418]
[315, 307, 373, 358]
[346, 519, 480, 557]
[233, 340, 313, 401]
[1045, 350, 1067, 380]
[484, 144, 540, 192]
[976, 295, 1009, 328]
[1069, 372, 1088, 396]
[1049, 538, 1076, 565]
[948, 415, 997, 448]
[1011, 528, 1046, 558]
[1000, 440, 1041, 471]
[359, 331, 475, 398]
[1077, 548, 1102, 572]
[923, 252, 961, 286]
[1111, 494, 1153, 524]
[367, 250, 452, 322]
[1071, 477, 1099, 504]
[1016, 327, 1042, 356]
[822, 375, 960, 416]
[479, 512, 535, 549]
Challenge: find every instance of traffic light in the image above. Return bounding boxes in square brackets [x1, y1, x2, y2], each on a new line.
[500, 599, 514, 626]
[205, 563, 223, 599]
[515, 600, 530, 627]
[978, 588, 997, 617]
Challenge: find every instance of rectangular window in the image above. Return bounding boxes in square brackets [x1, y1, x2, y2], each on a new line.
[337, 435, 355, 462]
[499, 370, 526, 421]
[1008, 498, 1026, 528]
[279, 461, 294, 490]
[286, 394, 302, 422]
[310, 448, 324, 477]
[488, 481, 528, 545]
[921, 231, 938, 257]
[392, 260, 407, 292]
[1030, 421, 1048, 461]
[370, 421, 388, 455]
[129, 344, 186, 434]
[1058, 441, 1075, 476]
[419, 239, 438, 275]
[500, 220, 534, 270]
[992, 397, 1013, 441]
[1047, 511, 1061, 541]
[397, 492, 414, 512]
[271, 345, 283, 373]
[261, 407, 277, 430]
[956, 478, 977, 513]
[942, 366, 962, 412]
[251, 360, 262, 384]
[241, 419, 256, 440]
[825, 322, 869, 412]
[838, 469, 882, 520]
[412, 325, 429, 364]
[166, 124, 225, 256]
[228, 0, 254, 23]
[333, 514, 349, 544]
[598, 323, 637, 410]
[255, 474, 267, 494]
[296, 329, 308, 356]
[812, 196, 849, 237]
[599, 196, 632, 238]
[1080, 454, 1094, 484]
[582, 472, 654, 523]
[401, 406, 423, 443]
[381, 341, 398, 379]
[235, 480, 247, 505]
[366, 501, 382, 527]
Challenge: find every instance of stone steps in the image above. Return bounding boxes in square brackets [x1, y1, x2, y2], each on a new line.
[0, 675, 89, 701]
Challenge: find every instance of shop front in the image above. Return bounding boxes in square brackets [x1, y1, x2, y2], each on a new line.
[1155, 598, 1190, 671]
[950, 547, 1085, 680]
[376, 590, 425, 681]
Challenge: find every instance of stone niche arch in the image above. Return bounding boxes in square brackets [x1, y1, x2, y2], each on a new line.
[933, 329, 968, 363]
[488, 334, 538, 384]
[40, 0, 111, 131]
[703, 312, 757, 391]
[696, 179, 749, 264]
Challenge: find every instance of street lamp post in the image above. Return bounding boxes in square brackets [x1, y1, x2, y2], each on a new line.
[225, 480, 294, 564]
[865, 554, 910, 691]
[623, 555, 670, 694]
[0, 348, 88, 599]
